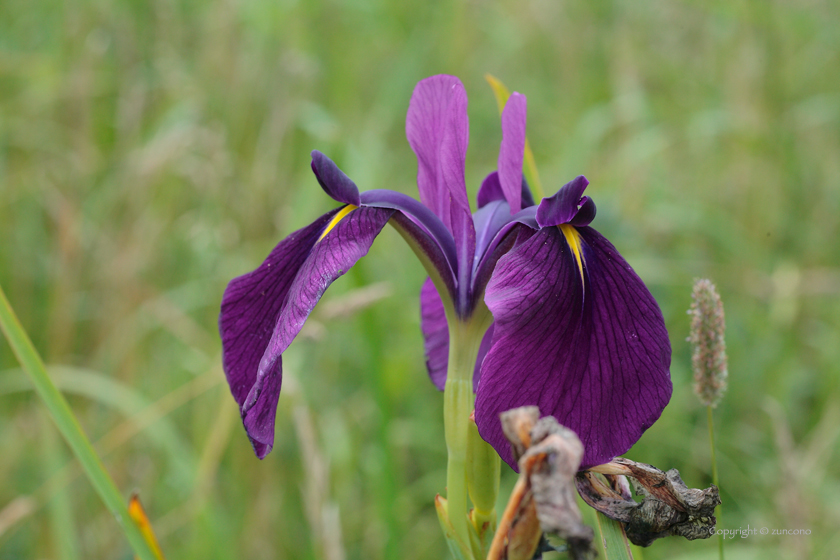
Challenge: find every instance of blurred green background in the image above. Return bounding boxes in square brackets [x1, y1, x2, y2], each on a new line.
[1, 0, 839, 558]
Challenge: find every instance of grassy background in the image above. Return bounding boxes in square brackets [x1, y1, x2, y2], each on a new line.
[1, 0, 839, 558]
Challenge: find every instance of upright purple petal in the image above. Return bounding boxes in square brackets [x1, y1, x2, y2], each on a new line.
[473, 199, 513, 272]
[361, 189, 459, 287]
[406, 75, 476, 305]
[311, 151, 362, 206]
[498, 93, 527, 213]
[478, 171, 536, 210]
[420, 277, 449, 391]
[220, 210, 339, 457]
[238, 206, 394, 457]
[477, 171, 504, 209]
[535, 176, 590, 228]
[476, 226, 672, 470]
[406, 75, 471, 226]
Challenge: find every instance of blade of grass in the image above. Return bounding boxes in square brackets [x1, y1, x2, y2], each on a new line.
[594, 510, 634, 560]
[708, 405, 724, 560]
[0, 283, 157, 560]
[580, 496, 633, 560]
[0, 367, 221, 541]
[0, 365, 197, 485]
[43, 416, 80, 560]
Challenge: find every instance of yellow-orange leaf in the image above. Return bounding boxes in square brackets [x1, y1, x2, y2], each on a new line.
[129, 493, 166, 560]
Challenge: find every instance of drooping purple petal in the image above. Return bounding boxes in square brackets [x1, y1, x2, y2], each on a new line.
[406, 75, 476, 308]
[420, 277, 449, 391]
[220, 209, 340, 457]
[361, 189, 458, 284]
[535, 176, 591, 228]
[420, 277, 495, 392]
[498, 93, 527, 214]
[311, 151, 362, 206]
[476, 225, 672, 470]
[240, 206, 395, 457]
[473, 323, 494, 390]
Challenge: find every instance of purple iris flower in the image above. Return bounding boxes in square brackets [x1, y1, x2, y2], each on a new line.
[220, 75, 524, 458]
[416, 81, 672, 470]
[219, 74, 672, 471]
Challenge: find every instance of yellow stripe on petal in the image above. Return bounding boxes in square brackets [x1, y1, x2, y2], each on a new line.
[559, 224, 586, 286]
[318, 204, 358, 242]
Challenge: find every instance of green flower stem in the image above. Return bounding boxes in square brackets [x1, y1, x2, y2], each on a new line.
[443, 374, 472, 551]
[0, 284, 157, 560]
[390, 218, 499, 556]
[443, 312, 494, 557]
[708, 405, 724, 560]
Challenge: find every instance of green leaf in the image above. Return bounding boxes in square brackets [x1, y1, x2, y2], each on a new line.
[435, 495, 474, 560]
[0, 284, 158, 560]
[594, 510, 634, 560]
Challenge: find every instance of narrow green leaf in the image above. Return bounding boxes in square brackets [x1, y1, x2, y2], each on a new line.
[43, 418, 80, 560]
[594, 510, 634, 560]
[0, 284, 158, 560]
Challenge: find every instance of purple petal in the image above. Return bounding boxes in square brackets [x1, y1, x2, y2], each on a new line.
[220, 209, 340, 457]
[311, 151, 362, 206]
[473, 323, 494, 390]
[473, 199, 513, 271]
[476, 226, 672, 470]
[477, 171, 504, 209]
[406, 75, 471, 226]
[520, 179, 536, 209]
[478, 172, 536, 210]
[236, 206, 394, 457]
[361, 189, 458, 285]
[420, 277, 495, 392]
[471, 207, 538, 300]
[535, 176, 591, 228]
[420, 277, 449, 391]
[569, 196, 596, 227]
[406, 75, 476, 300]
[498, 93, 527, 213]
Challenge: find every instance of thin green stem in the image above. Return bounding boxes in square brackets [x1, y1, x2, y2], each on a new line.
[444, 376, 472, 550]
[0, 284, 157, 560]
[390, 218, 500, 557]
[707, 405, 724, 560]
[443, 318, 489, 554]
[43, 416, 81, 560]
